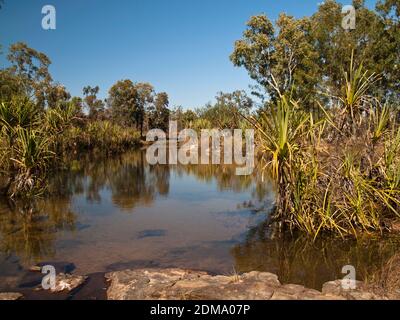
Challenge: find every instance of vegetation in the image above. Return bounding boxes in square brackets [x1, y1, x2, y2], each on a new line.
[0, 43, 171, 198]
[230, 0, 400, 238]
[1, 0, 400, 241]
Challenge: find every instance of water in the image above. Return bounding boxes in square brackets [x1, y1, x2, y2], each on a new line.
[0, 150, 399, 293]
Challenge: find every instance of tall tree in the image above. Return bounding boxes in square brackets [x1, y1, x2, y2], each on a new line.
[199, 91, 253, 129]
[148, 92, 170, 131]
[7, 42, 53, 108]
[231, 0, 400, 106]
[231, 14, 320, 105]
[47, 84, 70, 109]
[134, 82, 154, 136]
[83, 85, 105, 119]
[107, 80, 138, 127]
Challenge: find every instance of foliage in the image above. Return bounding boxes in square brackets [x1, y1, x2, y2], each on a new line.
[251, 57, 400, 238]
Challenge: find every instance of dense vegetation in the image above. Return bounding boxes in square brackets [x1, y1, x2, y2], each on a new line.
[172, 0, 400, 238]
[231, 0, 400, 238]
[1, 0, 400, 240]
[0, 42, 172, 197]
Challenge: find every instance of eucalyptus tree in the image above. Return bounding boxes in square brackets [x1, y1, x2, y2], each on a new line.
[7, 42, 53, 108]
[83, 85, 105, 119]
[107, 80, 139, 127]
[148, 92, 170, 131]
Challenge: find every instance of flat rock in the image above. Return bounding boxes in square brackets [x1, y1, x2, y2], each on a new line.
[36, 273, 87, 293]
[51, 273, 87, 293]
[0, 292, 23, 300]
[322, 280, 386, 300]
[105, 268, 355, 300]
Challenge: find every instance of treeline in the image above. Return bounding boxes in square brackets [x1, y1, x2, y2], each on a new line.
[0, 42, 172, 197]
[171, 90, 254, 132]
[230, 0, 400, 238]
[1, 42, 172, 136]
[231, 0, 400, 110]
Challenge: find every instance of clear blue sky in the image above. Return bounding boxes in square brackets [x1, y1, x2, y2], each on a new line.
[0, 0, 377, 108]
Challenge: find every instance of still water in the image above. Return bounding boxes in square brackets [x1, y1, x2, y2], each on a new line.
[0, 150, 399, 292]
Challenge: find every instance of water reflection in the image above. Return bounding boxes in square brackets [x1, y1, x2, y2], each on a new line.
[232, 220, 400, 289]
[0, 149, 399, 292]
[0, 198, 76, 264]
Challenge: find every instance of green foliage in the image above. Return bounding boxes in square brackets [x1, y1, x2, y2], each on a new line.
[232, 0, 400, 105]
[62, 121, 141, 153]
[147, 92, 170, 131]
[251, 56, 400, 239]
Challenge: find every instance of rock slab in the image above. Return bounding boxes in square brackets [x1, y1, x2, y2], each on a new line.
[105, 268, 367, 300]
[0, 292, 23, 300]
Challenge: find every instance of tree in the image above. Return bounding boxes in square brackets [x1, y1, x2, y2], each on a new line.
[134, 82, 154, 136]
[231, 0, 400, 106]
[7, 42, 53, 108]
[47, 84, 70, 109]
[198, 91, 253, 129]
[107, 80, 139, 127]
[376, 0, 400, 102]
[148, 92, 170, 131]
[83, 85, 105, 119]
[230, 14, 320, 105]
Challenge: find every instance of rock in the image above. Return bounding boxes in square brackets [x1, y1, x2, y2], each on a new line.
[36, 273, 87, 293]
[29, 266, 42, 272]
[322, 280, 386, 300]
[51, 273, 87, 293]
[0, 292, 23, 300]
[105, 268, 362, 300]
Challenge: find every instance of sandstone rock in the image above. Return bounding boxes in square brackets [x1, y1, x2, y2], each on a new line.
[35, 273, 87, 293]
[0, 292, 23, 300]
[322, 279, 386, 300]
[51, 273, 87, 292]
[106, 268, 379, 300]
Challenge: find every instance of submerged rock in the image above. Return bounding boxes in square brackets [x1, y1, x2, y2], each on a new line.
[106, 268, 370, 300]
[0, 292, 23, 300]
[51, 273, 88, 293]
[34, 273, 87, 293]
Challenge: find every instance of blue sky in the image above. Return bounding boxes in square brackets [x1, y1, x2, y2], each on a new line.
[0, 0, 377, 108]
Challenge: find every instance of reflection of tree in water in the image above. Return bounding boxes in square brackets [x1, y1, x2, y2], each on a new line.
[231, 220, 400, 290]
[53, 150, 266, 212]
[52, 151, 171, 211]
[110, 153, 164, 210]
[175, 163, 254, 192]
[0, 149, 271, 264]
[0, 198, 76, 264]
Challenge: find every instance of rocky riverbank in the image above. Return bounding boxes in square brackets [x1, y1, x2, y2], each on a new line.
[106, 268, 387, 300]
[0, 268, 394, 300]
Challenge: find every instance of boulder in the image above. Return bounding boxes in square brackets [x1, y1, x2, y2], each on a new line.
[106, 268, 352, 300]
[0, 292, 23, 300]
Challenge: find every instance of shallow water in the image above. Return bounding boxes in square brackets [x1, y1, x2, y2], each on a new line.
[0, 150, 399, 293]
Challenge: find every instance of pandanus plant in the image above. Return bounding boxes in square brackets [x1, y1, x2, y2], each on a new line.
[9, 127, 54, 197]
[243, 78, 310, 219]
[339, 51, 380, 133]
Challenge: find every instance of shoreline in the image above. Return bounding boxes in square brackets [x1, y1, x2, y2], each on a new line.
[1, 268, 391, 300]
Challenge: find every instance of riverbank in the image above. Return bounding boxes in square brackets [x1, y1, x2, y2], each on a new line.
[1, 268, 394, 300]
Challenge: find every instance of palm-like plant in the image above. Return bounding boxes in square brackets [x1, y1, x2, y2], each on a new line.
[8, 128, 54, 197]
[339, 51, 380, 131]
[0, 97, 40, 145]
[252, 94, 309, 182]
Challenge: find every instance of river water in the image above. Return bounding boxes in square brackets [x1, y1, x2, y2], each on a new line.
[1, 150, 399, 293]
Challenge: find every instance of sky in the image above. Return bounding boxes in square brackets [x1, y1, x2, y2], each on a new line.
[0, 0, 378, 108]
